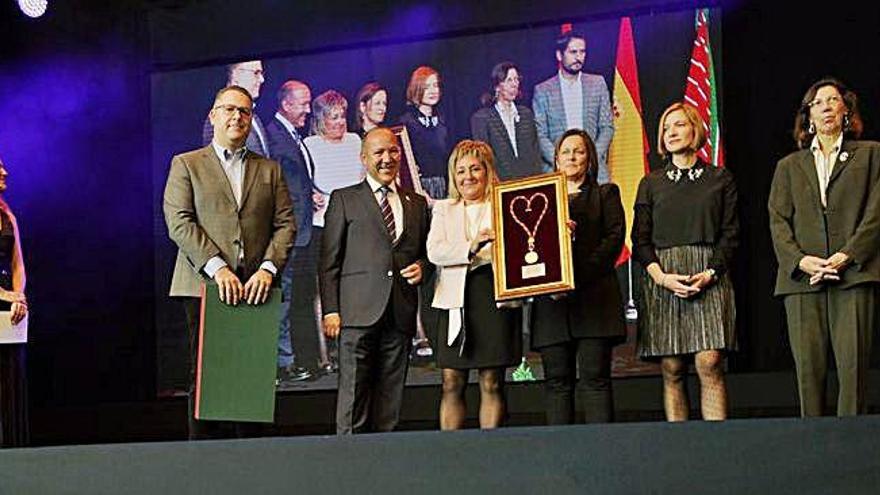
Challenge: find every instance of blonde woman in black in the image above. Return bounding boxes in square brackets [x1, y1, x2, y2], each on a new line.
[632, 102, 738, 421]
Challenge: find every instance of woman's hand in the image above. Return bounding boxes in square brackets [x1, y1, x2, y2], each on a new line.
[655, 272, 701, 298]
[687, 271, 715, 290]
[469, 228, 495, 256]
[10, 301, 26, 325]
[0, 288, 25, 304]
[799, 255, 838, 277]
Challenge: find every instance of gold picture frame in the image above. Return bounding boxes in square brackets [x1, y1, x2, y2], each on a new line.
[492, 172, 574, 300]
[389, 125, 425, 196]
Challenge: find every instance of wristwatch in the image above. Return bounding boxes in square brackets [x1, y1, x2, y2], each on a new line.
[706, 268, 717, 280]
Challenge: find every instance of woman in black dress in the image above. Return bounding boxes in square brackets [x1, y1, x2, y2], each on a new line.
[399, 66, 450, 202]
[427, 140, 521, 429]
[0, 158, 28, 447]
[531, 129, 626, 424]
[632, 102, 737, 421]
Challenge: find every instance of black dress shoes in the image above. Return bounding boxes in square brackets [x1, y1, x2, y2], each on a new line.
[277, 365, 312, 385]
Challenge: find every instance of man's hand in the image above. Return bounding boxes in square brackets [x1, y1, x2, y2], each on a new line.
[323, 313, 341, 339]
[243, 269, 273, 305]
[10, 301, 26, 325]
[400, 261, 423, 285]
[214, 266, 244, 305]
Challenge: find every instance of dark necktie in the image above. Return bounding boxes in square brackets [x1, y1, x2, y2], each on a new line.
[379, 186, 396, 240]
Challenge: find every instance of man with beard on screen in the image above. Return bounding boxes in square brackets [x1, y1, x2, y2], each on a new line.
[533, 30, 614, 182]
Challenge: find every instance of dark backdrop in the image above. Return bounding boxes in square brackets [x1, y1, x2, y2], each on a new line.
[1, 0, 879, 413]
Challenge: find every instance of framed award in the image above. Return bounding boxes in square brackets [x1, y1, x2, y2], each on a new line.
[492, 172, 574, 300]
[389, 125, 425, 196]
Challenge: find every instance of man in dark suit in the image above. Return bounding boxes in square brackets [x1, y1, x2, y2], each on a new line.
[319, 127, 429, 434]
[265, 80, 319, 383]
[165, 85, 296, 438]
[202, 60, 269, 156]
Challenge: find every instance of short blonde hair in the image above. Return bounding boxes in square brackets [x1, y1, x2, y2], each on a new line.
[657, 102, 707, 159]
[446, 140, 497, 202]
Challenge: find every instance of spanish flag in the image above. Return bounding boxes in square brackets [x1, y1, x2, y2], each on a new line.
[608, 17, 649, 266]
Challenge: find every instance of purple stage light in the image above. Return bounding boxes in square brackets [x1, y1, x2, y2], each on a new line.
[17, 0, 48, 18]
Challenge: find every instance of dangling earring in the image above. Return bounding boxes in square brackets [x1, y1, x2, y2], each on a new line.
[844, 113, 851, 130]
[808, 121, 816, 134]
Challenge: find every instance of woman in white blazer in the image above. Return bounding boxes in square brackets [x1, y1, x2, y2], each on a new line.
[427, 140, 522, 430]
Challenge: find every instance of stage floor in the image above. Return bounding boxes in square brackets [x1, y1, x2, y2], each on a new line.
[4, 416, 880, 494]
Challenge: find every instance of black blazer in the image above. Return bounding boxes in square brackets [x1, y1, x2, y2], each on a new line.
[319, 181, 429, 334]
[265, 116, 314, 247]
[470, 104, 543, 179]
[531, 180, 626, 348]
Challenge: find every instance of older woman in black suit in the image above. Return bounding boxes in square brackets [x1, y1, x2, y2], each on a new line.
[769, 78, 880, 416]
[531, 129, 625, 424]
[470, 62, 543, 180]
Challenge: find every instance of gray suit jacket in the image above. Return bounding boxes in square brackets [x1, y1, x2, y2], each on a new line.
[769, 140, 880, 296]
[319, 181, 429, 334]
[532, 73, 614, 182]
[470, 104, 543, 180]
[164, 145, 296, 297]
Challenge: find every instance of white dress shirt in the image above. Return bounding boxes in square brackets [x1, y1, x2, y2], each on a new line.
[366, 174, 403, 241]
[495, 101, 520, 158]
[203, 141, 277, 278]
[810, 133, 843, 208]
[559, 71, 584, 132]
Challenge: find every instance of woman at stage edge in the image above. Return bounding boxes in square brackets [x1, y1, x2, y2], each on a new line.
[531, 129, 626, 424]
[0, 157, 28, 447]
[632, 102, 738, 421]
[427, 140, 522, 429]
[768, 78, 880, 417]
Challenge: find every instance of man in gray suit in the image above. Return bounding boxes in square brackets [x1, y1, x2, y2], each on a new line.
[165, 85, 296, 438]
[319, 127, 429, 434]
[202, 60, 270, 156]
[532, 31, 614, 182]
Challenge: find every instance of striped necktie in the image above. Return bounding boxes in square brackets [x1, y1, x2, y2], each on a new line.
[379, 186, 396, 240]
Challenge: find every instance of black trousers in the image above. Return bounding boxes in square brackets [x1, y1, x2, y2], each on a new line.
[539, 338, 615, 425]
[335, 305, 411, 435]
[290, 235, 321, 371]
[181, 297, 266, 440]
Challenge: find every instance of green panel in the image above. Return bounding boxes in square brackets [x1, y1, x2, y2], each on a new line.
[196, 283, 279, 422]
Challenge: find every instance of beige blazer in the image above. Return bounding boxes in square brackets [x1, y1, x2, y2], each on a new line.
[163, 145, 296, 297]
[427, 199, 492, 310]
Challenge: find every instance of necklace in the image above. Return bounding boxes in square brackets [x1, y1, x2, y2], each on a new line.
[509, 192, 549, 264]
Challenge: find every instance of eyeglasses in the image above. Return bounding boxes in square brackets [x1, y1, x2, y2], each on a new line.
[808, 95, 842, 108]
[214, 104, 253, 117]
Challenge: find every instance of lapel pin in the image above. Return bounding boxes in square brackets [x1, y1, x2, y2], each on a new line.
[839, 151, 849, 162]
